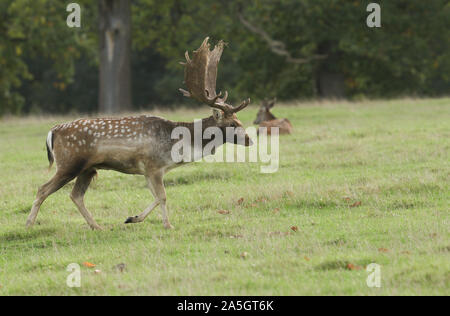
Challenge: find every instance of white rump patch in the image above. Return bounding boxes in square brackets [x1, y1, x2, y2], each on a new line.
[46, 131, 53, 153]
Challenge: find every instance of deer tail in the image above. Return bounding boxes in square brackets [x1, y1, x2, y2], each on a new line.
[46, 130, 54, 170]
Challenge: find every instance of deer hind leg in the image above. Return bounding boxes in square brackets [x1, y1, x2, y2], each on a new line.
[124, 176, 160, 224]
[26, 171, 75, 228]
[149, 171, 174, 229]
[70, 169, 102, 230]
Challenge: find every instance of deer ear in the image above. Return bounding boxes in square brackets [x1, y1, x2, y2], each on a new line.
[212, 109, 224, 122]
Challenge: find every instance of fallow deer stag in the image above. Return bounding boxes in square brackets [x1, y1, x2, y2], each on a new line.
[253, 98, 292, 134]
[26, 37, 252, 230]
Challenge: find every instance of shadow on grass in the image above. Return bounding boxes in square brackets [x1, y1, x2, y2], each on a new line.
[293, 199, 339, 210]
[315, 259, 374, 271]
[186, 224, 244, 239]
[16, 205, 32, 214]
[437, 245, 450, 253]
[0, 227, 57, 243]
[388, 200, 424, 210]
[164, 171, 233, 187]
[324, 237, 347, 246]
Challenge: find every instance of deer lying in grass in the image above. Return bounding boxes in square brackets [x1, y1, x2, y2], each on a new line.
[26, 37, 252, 230]
[253, 98, 292, 134]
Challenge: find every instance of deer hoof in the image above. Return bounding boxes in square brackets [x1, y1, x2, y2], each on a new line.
[91, 225, 103, 231]
[124, 216, 139, 224]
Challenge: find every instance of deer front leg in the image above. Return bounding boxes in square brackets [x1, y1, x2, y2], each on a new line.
[148, 171, 174, 229]
[124, 200, 160, 224]
[124, 176, 160, 224]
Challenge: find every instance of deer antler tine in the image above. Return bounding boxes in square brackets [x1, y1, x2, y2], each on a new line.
[185, 51, 191, 63]
[179, 88, 191, 97]
[222, 91, 228, 103]
[212, 104, 230, 113]
[211, 95, 224, 105]
[233, 98, 251, 113]
[205, 89, 221, 104]
[201, 36, 210, 49]
[211, 95, 221, 104]
[205, 89, 231, 112]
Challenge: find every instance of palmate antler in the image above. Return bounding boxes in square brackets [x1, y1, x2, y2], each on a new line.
[179, 37, 250, 115]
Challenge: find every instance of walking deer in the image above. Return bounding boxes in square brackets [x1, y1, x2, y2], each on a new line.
[27, 37, 252, 230]
[253, 98, 292, 134]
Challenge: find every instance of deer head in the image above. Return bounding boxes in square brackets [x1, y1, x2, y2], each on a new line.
[254, 98, 277, 124]
[179, 37, 252, 146]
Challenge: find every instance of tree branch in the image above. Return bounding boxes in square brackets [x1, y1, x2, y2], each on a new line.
[237, 12, 327, 64]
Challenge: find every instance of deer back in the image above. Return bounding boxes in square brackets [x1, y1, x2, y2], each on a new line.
[50, 116, 178, 175]
[259, 118, 293, 135]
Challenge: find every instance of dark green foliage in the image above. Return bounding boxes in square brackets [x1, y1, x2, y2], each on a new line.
[0, 0, 448, 115]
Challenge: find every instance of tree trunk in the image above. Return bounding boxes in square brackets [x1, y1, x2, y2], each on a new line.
[317, 72, 345, 99]
[98, 0, 132, 114]
[315, 42, 345, 99]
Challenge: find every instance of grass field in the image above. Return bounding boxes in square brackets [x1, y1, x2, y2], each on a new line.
[0, 98, 449, 295]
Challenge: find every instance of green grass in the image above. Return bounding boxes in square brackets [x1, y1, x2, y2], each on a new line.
[0, 98, 449, 295]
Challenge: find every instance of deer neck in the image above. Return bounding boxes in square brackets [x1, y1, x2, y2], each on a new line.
[266, 111, 276, 121]
[174, 116, 225, 149]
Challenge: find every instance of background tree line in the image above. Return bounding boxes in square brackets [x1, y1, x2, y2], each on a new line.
[0, 0, 448, 116]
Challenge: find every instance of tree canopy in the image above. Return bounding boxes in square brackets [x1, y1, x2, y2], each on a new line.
[0, 0, 448, 115]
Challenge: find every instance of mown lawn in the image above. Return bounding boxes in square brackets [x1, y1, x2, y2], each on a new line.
[0, 98, 448, 295]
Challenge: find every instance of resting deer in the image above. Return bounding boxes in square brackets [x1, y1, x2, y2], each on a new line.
[253, 98, 292, 134]
[26, 37, 252, 230]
